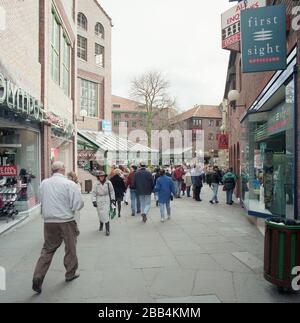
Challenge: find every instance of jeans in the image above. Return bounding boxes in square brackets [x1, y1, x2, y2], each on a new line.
[130, 189, 141, 214]
[226, 189, 234, 204]
[211, 183, 219, 202]
[159, 201, 171, 219]
[139, 195, 152, 215]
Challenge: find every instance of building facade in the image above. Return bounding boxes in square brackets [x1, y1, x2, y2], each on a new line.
[0, 0, 76, 220]
[223, 0, 299, 222]
[170, 105, 222, 165]
[76, 0, 112, 131]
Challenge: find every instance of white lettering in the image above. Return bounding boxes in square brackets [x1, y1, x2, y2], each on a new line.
[291, 266, 300, 291]
[292, 6, 300, 31]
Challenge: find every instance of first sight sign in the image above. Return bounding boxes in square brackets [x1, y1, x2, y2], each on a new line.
[241, 5, 287, 73]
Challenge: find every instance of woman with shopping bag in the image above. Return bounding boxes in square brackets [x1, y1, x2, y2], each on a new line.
[92, 171, 116, 236]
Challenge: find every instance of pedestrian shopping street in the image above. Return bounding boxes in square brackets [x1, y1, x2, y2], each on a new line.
[0, 185, 299, 303]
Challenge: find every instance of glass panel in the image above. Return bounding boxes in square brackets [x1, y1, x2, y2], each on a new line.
[80, 79, 98, 117]
[241, 78, 295, 219]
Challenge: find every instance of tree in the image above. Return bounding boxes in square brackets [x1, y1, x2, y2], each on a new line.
[130, 70, 176, 148]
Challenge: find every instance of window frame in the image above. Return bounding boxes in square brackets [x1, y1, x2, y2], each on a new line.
[80, 78, 98, 118]
[95, 43, 104, 67]
[95, 22, 104, 38]
[77, 12, 87, 30]
[77, 35, 87, 61]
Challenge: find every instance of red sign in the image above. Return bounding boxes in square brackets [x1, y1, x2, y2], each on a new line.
[218, 134, 229, 150]
[0, 166, 17, 177]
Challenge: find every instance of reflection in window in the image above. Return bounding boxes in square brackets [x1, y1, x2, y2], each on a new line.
[80, 79, 98, 117]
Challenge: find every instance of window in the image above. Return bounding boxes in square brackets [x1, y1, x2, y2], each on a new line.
[77, 13, 87, 30]
[95, 44, 104, 67]
[62, 36, 70, 96]
[51, 13, 60, 83]
[216, 120, 221, 127]
[125, 114, 129, 119]
[77, 35, 87, 61]
[208, 133, 214, 140]
[114, 120, 120, 127]
[95, 22, 104, 38]
[113, 104, 121, 109]
[80, 79, 98, 117]
[209, 120, 214, 127]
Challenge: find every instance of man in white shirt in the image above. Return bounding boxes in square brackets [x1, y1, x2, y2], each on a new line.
[32, 161, 84, 294]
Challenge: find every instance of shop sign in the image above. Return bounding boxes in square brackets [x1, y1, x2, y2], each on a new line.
[78, 150, 96, 161]
[241, 5, 287, 73]
[0, 72, 44, 121]
[0, 165, 17, 177]
[101, 120, 112, 132]
[267, 103, 292, 136]
[218, 134, 229, 150]
[221, 0, 266, 50]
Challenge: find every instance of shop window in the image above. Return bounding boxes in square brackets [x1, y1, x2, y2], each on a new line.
[216, 120, 221, 127]
[95, 43, 104, 67]
[241, 80, 295, 219]
[80, 79, 98, 117]
[208, 120, 214, 127]
[0, 128, 40, 213]
[77, 35, 87, 61]
[95, 22, 104, 38]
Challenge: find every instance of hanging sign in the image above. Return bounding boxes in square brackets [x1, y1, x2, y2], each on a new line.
[241, 4, 287, 73]
[221, 0, 266, 50]
[218, 134, 229, 150]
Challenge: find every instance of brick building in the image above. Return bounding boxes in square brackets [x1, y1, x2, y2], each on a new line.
[0, 0, 76, 219]
[76, 0, 112, 131]
[169, 105, 222, 164]
[112, 95, 178, 136]
[223, 0, 299, 223]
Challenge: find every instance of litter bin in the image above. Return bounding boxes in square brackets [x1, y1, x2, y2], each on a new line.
[264, 217, 300, 292]
[85, 180, 93, 193]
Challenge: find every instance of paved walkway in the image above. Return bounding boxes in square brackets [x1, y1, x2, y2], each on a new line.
[0, 185, 299, 303]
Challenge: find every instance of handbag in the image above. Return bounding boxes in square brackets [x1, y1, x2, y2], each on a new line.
[107, 183, 116, 220]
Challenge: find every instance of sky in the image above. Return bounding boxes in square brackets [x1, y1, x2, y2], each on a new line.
[100, 0, 234, 111]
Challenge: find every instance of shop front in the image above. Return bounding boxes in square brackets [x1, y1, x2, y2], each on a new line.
[240, 48, 297, 220]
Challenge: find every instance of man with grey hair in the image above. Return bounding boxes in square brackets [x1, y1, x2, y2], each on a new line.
[32, 161, 84, 294]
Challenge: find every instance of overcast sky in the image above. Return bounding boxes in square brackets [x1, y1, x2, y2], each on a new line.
[100, 0, 234, 111]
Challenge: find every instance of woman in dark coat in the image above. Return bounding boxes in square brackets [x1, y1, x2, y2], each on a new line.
[110, 169, 126, 217]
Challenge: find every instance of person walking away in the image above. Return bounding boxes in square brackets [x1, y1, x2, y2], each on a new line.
[110, 169, 126, 217]
[67, 171, 81, 228]
[207, 166, 222, 204]
[194, 166, 203, 201]
[223, 167, 238, 205]
[92, 171, 115, 235]
[183, 167, 192, 197]
[134, 162, 154, 223]
[32, 161, 84, 294]
[153, 167, 161, 207]
[155, 169, 176, 222]
[126, 165, 141, 216]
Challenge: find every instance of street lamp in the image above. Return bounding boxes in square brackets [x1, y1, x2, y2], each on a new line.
[228, 90, 246, 108]
[76, 109, 88, 122]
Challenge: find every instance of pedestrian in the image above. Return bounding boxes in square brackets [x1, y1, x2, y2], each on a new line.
[133, 161, 154, 223]
[92, 171, 115, 236]
[194, 166, 203, 201]
[223, 167, 238, 205]
[67, 171, 81, 228]
[155, 169, 176, 222]
[206, 166, 222, 204]
[110, 168, 126, 217]
[153, 167, 161, 207]
[172, 165, 183, 198]
[126, 165, 141, 216]
[32, 161, 84, 294]
[183, 167, 192, 197]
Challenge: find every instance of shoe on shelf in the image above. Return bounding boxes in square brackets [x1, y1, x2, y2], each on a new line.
[66, 272, 80, 282]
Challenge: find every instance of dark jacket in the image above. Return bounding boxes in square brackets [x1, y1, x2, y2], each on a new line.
[223, 172, 237, 191]
[110, 175, 126, 199]
[134, 168, 154, 196]
[194, 175, 203, 188]
[206, 171, 222, 185]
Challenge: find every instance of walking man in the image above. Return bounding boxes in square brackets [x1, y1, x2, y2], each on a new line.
[207, 166, 222, 204]
[32, 161, 84, 294]
[126, 165, 141, 216]
[134, 161, 154, 223]
[223, 167, 238, 205]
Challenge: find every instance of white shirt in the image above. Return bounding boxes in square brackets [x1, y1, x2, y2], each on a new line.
[40, 173, 84, 223]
